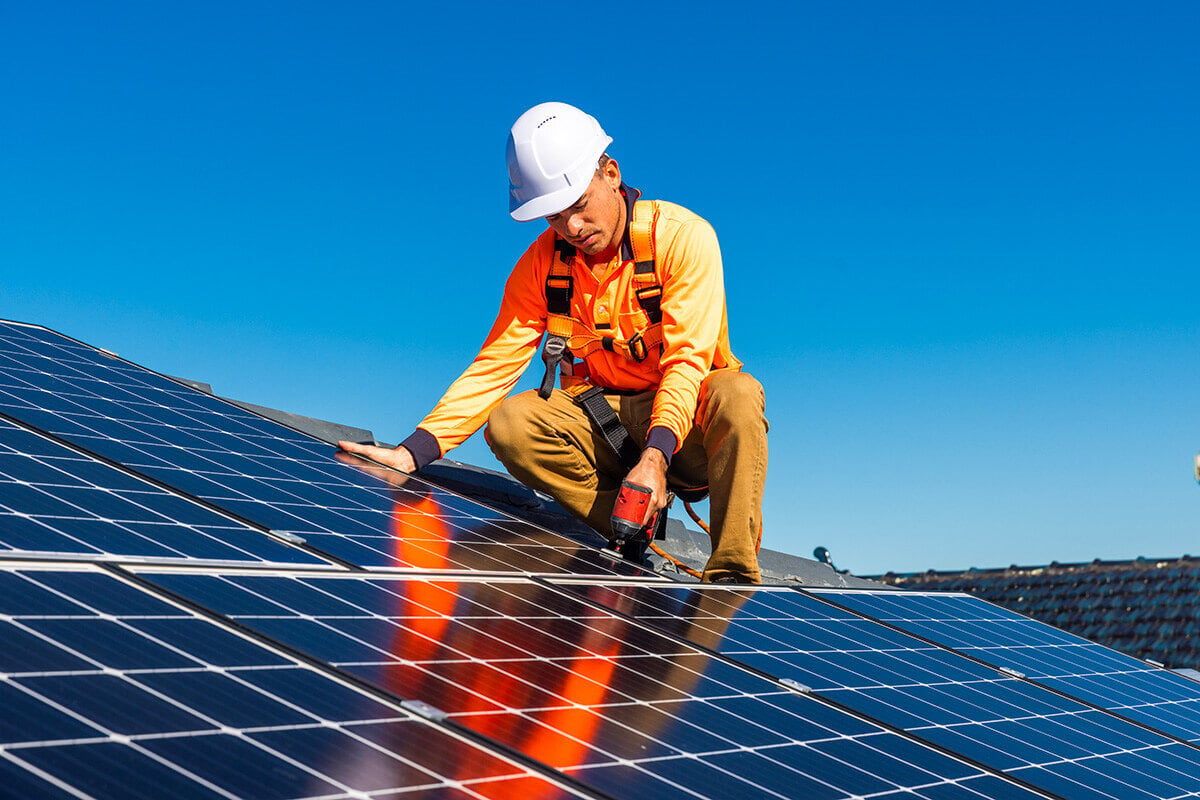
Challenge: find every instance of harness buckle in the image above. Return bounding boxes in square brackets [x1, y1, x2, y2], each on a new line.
[627, 333, 649, 363]
[545, 275, 573, 314]
[539, 335, 569, 399]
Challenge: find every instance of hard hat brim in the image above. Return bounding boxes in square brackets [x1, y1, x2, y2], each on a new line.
[509, 180, 591, 222]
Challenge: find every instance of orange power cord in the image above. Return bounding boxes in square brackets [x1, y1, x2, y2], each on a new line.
[648, 500, 762, 580]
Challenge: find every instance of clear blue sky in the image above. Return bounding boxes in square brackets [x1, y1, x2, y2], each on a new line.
[3, 2, 1197, 575]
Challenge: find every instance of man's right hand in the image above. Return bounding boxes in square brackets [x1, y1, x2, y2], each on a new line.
[336, 441, 417, 474]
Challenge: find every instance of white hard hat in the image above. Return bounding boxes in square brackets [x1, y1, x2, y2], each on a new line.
[507, 102, 612, 222]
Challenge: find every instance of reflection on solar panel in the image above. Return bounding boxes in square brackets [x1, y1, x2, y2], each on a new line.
[0, 416, 323, 565]
[6, 318, 1200, 800]
[556, 582, 1200, 799]
[819, 588, 1200, 746]
[136, 569, 1046, 800]
[0, 564, 589, 799]
[0, 321, 643, 576]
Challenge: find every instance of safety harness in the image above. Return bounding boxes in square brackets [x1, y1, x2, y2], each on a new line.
[536, 198, 680, 562]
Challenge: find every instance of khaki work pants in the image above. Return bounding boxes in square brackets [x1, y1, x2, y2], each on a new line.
[485, 370, 767, 583]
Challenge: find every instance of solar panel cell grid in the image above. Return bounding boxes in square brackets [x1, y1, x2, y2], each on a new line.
[0, 321, 644, 576]
[552, 582, 1200, 800]
[819, 588, 1200, 746]
[0, 565, 590, 800]
[140, 569, 1048, 800]
[0, 416, 324, 564]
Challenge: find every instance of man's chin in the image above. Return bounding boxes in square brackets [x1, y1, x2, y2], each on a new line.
[578, 236, 610, 255]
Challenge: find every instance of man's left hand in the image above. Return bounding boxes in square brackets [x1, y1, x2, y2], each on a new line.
[335, 441, 416, 489]
[623, 447, 669, 528]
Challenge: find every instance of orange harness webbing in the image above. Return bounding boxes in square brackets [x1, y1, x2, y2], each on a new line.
[538, 200, 663, 399]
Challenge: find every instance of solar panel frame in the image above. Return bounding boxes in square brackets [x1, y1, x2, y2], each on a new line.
[129, 566, 1053, 800]
[0, 561, 599, 800]
[0, 320, 653, 577]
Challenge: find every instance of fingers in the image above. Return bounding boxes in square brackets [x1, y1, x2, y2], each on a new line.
[337, 440, 383, 459]
[334, 442, 417, 489]
[624, 448, 670, 526]
[337, 441, 413, 470]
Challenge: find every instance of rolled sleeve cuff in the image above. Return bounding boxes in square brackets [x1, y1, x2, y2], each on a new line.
[645, 426, 678, 467]
[400, 428, 442, 471]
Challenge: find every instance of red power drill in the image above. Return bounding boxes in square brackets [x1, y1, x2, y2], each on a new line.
[610, 480, 662, 562]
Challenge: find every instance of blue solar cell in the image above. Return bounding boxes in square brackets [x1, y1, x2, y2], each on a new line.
[0, 756, 81, 799]
[0, 682, 104, 743]
[142, 570, 1047, 800]
[0, 626, 94, 673]
[820, 588, 1200, 745]
[555, 582, 1200, 800]
[0, 321, 648, 576]
[0, 571, 90, 615]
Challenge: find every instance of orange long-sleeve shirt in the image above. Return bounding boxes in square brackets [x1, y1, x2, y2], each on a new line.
[402, 191, 740, 468]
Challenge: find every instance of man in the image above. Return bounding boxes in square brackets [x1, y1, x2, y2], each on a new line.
[339, 102, 767, 583]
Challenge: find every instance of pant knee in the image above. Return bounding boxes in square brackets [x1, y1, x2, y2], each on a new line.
[702, 372, 766, 426]
[485, 392, 538, 459]
[725, 373, 765, 414]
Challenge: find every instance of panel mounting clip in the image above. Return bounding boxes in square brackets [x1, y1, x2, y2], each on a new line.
[998, 666, 1026, 679]
[780, 678, 813, 694]
[269, 530, 307, 545]
[401, 699, 448, 722]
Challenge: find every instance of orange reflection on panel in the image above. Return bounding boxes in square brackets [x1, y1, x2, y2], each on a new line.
[391, 493, 455, 570]
[520, 615, 625, 769]
[386, 494, 457, 693]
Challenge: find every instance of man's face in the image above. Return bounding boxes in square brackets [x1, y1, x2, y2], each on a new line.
[545, 160, 624, 256]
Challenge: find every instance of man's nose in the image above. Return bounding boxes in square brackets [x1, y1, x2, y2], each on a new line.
[567, 214, 584, 235]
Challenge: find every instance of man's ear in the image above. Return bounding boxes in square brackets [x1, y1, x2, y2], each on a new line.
[603, 158, 622, 189]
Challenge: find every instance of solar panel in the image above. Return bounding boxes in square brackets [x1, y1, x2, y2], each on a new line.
[0, 320, 644, 576]
[0, 415, 326, 565]
[818, 588, 1200, 746]
[8, 317, 1200, 800]
[135, 568, 1051, 800]
[0, 563, 592, 799]
[550, 581, 1200, 800]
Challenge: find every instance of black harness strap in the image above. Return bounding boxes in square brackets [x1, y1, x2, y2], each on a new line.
[633, 259, 662, 324]
[568, 385, 642, 473]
